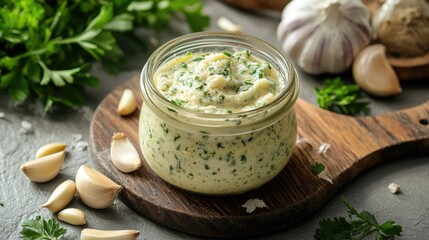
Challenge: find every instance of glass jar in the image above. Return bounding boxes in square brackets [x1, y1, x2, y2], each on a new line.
[139, 32, 299, 195]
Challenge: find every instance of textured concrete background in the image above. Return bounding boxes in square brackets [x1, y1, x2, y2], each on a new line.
[1, 1, 429, 239]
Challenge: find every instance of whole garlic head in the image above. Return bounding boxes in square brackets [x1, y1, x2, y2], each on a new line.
[372, 0, 429, 57]
[277, 0, 371, 74]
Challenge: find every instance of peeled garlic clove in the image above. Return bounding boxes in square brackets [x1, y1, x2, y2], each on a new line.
[75, 164, 121, 209]
[81, 229, 139, 240]
[20, 151, 65, 183]
[36, 142, 67, 158]
[110, 132, 142, 173]
[41, 180, 76, 213]
[353, 44, 402, 97]
[117, 89, 137, 116]
[217, 17, 241, 32]
[58, 208, 86, 225]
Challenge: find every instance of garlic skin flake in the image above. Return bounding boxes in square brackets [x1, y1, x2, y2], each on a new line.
[277, 0, 371, 74]
[58, 208, 86, 225]
[76, 164, 121, 209]
[242, 198, 268, 213]
[110, 132, 142, 173]
[81, 229, 140, 240]
[117, 89, 137, 116]
[20, 151, 65, 183]
[36, 142, 67, 158]
[41, 180, 76, 213]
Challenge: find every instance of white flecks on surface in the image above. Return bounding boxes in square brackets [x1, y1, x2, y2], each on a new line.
[149, 36, 159, 47]
[242, 198, 268, 213]
[0, 112, 5, 118]
[217, 16, 242, 32]
[318, 143, 331, 154]
[72, 134, 83, 142]
[75, 141, 89, 151]
[21, 121, 32, 130]
[19, 120, 33, 134]
[388, 183, 401, 194]
[296, 136, 311, 146]
[318, 170, 333, 184]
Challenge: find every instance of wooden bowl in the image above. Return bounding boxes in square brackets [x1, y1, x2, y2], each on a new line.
[388, 52, 429, 80]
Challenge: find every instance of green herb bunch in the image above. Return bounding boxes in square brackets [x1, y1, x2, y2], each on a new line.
[0, 0, 209, 110]
[315, 196, 403, 240]
[21, 216, 67, 240]
[315, 77, 370, 115]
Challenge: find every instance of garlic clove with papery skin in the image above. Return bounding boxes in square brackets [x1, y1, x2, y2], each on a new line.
[81, 229, 140, 240]
[20, 151, 65, 183]
[58, 208, 87, 225]
[41, 180, 76, 213]
[353, 44, 402, 97]
[75, 164, 121, 209]
[110, 132, 142, 173]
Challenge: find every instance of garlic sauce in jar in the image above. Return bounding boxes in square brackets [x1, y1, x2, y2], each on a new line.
[139, 32, 299, 195]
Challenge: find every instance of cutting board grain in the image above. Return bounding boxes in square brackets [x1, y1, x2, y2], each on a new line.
[89, 75, 429, 238]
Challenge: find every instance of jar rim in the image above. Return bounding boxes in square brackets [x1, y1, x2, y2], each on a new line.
[140, 32, 299, 134]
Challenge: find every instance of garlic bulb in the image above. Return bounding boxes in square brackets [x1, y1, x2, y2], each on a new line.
[372, 0, 429, 57]
[75, 164, 121, 209]
[277, 0, 371, 74]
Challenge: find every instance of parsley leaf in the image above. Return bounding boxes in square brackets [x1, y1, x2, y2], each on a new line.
[315, 77, 370, 115]
[311, 163, 325, 175]
[0, 0, 209, 111]
[314, 196, 403, 240]
[20, 216, 67, 240]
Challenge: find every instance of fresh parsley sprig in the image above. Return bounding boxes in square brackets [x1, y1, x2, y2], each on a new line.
[20, 216, 67, 240]
[315, 77, 370, 115]
[314, 196, 403, 240]
[0, 0, 209, 111]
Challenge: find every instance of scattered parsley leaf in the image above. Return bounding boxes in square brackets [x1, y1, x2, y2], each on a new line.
[20, 216, 67, 240]
[315, 77, 370, 115]
[314, 196, 403, 240]
[311, 163, 325, 175]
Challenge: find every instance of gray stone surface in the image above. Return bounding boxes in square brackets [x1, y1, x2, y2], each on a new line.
[1, 1, 428, 239]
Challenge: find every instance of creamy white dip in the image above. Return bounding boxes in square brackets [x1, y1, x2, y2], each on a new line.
[140, 50, 296, 195]
[154, 51, 284, 113]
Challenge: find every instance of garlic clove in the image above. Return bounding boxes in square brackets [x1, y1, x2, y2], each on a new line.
[20, 151, 65, 183]
[353, 44, 402, 97]
[36, 142, 67, 158]
[117, 89, 137, 116]
[58, 208, 86, 225]
[75, 164, 121, 209]
[81, 229, 139, 240]
[217, 17, 241, 32]
[110, 132, 142, 173]
[41, 180, 76, 213]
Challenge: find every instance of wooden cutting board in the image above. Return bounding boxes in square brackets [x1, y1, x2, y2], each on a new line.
[89, 75, 429, 238]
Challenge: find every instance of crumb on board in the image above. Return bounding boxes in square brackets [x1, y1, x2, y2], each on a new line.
[318, 143, 331, 154]
[296, 136, 311, 146]
[318, 170, 333, 184]
[242, 198, 267, 213]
